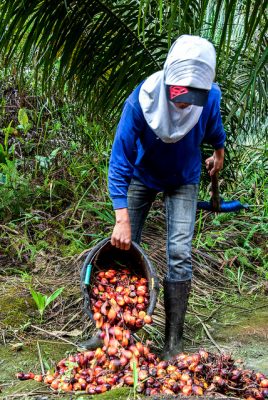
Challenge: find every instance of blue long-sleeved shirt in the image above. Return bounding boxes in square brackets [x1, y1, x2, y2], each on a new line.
[108, 82, 226, 209]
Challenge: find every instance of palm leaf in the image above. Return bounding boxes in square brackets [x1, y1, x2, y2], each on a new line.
[0, 0, 267, 139]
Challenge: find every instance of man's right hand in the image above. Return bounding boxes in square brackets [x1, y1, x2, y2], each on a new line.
[111, 208, 131, 250]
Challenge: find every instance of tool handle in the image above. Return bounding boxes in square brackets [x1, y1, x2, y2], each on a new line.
[209, 160, 220, 212]
[84, 264, 92, 285]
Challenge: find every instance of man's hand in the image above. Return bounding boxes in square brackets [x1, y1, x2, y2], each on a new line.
[205, 148, 224, 176]
[111, 208, 131, 250]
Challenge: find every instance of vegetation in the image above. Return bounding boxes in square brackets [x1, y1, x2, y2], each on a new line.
[0, 0, 267, 398]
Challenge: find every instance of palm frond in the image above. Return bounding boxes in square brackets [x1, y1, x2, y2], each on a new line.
[0, 0, 267, 136]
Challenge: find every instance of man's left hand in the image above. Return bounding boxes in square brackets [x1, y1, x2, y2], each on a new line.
[205, 148, 224, 176]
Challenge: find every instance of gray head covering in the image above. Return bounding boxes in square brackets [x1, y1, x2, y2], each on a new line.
[139, 35, 216, 143]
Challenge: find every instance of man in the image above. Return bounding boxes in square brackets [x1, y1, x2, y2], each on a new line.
[108, 35, 225, 360]
[79, 35, 225, 357]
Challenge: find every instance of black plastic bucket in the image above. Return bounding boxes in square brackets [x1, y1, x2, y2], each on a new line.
[80, 238, 159, 325]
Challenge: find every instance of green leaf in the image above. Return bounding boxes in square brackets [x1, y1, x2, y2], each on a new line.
[18, 108, 29, 127]
[45, 287, 64, 308]
[30, 288, 46, 317]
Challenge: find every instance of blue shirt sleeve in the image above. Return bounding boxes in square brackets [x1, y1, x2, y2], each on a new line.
[203, 86, 226, 149]
[108, 99, 145, 209]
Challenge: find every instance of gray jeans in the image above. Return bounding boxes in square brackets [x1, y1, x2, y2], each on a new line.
[127, 178, 199, 282]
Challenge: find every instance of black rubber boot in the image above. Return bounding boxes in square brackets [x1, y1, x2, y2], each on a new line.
[77, 331, 103, 351]
[160, 278, 191, 360]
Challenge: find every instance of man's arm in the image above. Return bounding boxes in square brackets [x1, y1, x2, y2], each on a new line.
[111, 208, 131, 250]
[108, 97, 145, 250]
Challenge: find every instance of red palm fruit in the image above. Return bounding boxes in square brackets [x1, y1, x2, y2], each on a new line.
[137, 296, 144, 304]
[162, 387, 175, 395]
[136, 286, 147, 296]
[109, 359, 121, 372]
[192, 385, 203, 395]
[102, 322, 110, 330]
[123, 329, 131, 339]
[73, 382, 82, 391]
[96, 384, 109, 393]
[34, 375, 43, 382]
[120, 355, 129, 367]
[95, 299, 103, 308]
[106, 375, 118, 386]
[110, 277, 117, 284]
[124, 375, 134, 386]
[44, 374, 54, 384]
[139, 278, 147, 285]
[131, 276, 138, 282]
[98, 284, 105, 292]
[199, 349, 209, 360]
[136, 342, 144, 355]
[157, 368, 166, 378]
[78, 354, 86, 367]
[251, 389, 265, 400]
[136, 383, 145, 393]
[100, 277, 108, 285]
[144, 315, 152, 324]
[96, 316, 103, 329]
[92, 287, 99, 296]
[116, 295, 125, 306]
[129, 345, 140, 358]
[137, 303, 146, 310]
[122, 349, 133, 359]
[158, 361, 168, 369]
[123, 312, 131, 324]
[107, 346, 118, 357]
[116, 285, 124, 293]
[94, 348, 104, 359]
[256, 373, 266, 382]
[114, 326, 123, 341]
[188, 362, 197, 371]
[146, 353, 156, 362]
[98, 271, 105, 278]
[16, 373, 26, 380]
[50, 379, 60, 390]
[261, 380, 268, 388]
[124, 295, 132, 304]
[130, 356, 139, 370]
[138, 369, 149, 380]
[192, 353, 201, 363]
[131, 296, 138, 304]
[166, 365, 177, 374]
[170, 371, 181, 381]
[194, 364, 203, 373]
[96, 376, 106, 385]
[109, 338, 120, 347]
[78, 377, 87, 390]
[128, 316, 136, 327]
[143, 346, 150, 357]
[100, 293, 108, 301]
[182, 385, 192, 395]
[181, 373, 190, 382]
[213, 376, 225, 387]
[61, 382, 73, 392]
[105, 269, 116, 278]
[121, 336, 129, 347]
[101, 301, 109, 316]
[93, 312, 101, 321]
[86, 385, 96, 394]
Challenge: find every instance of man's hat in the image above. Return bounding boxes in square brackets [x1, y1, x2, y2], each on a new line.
[166, 85, 209, 106]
